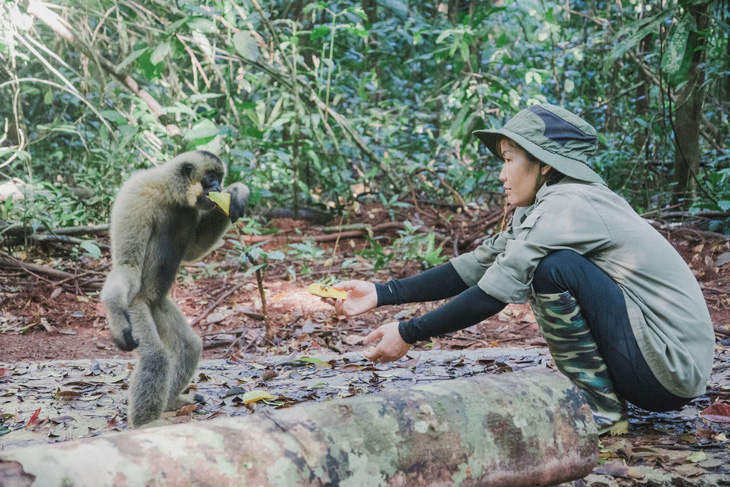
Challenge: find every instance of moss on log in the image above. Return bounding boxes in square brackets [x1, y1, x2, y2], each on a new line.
[0, 371, 597, 486]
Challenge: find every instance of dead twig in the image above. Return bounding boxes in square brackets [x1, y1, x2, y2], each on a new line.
[459, 208, 509, 248]
[241, 221, 449, 245]
[222, 333, 261, 358]
[714, 326, 730, 337]
[645, 220, 730, 241]
[2, 233, 108, 248]
[411, 167, 475, 217]
[701, 285, 730, 294]
[189, 282, 245, 327]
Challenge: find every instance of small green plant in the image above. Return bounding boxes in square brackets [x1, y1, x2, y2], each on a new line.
[689, 159, 730, 235]
[287, 239, 325, 276]
[392, 221, 447, 270]
[356, 236, 392, 271]
[77, 240, 102, 260]
[237, 217, 266, 236]
[232, 240, 286, 338]
[313, 275, 338, 287]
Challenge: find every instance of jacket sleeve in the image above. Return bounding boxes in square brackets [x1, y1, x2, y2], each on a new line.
[476, 191, 613, 304]
[449, 218, 516, 287]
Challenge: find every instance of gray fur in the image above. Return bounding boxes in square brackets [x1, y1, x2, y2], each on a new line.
[101, 151, 249, 428]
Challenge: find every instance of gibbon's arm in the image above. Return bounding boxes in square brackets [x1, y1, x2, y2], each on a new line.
[102, 201, 156, 311]
[184, 209, 232, 262]
[101, 264, 143, 350]
[101, 204, 159, 351]
[101, 212, 154, 351]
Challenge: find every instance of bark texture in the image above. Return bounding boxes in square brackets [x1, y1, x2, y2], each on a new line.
[0, 371, 597, 487]
[672, 1, 710, 204]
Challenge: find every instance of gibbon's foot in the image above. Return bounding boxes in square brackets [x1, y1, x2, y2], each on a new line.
[137, 419, 170, 429]
[115, 327, 139, 351]
[166, 392, 206, 411]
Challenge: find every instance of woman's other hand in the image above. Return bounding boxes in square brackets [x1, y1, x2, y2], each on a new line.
[362, 321, 411, 363]
[332, 280, 377, 316]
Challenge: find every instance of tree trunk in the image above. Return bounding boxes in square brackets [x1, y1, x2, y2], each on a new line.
[448, 0, 461, 25]
[715, 3, 730, 147]
[0, 372, 598, 487]
[672, 2, 710, 205]
[635, 34, 652, 152]
[362, 0, 377, 25]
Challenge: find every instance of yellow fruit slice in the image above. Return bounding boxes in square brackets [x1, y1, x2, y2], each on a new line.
[208, 191, 231, 216]
[241, 390, 275, 404]
[308, 283, 348, 300]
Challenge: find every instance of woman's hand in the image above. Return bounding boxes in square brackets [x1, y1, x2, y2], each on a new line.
[362, 321, 411, 363]
[332, 280, 377, 316]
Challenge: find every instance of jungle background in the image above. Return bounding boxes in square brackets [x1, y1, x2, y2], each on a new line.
[1, 0, 729, 484]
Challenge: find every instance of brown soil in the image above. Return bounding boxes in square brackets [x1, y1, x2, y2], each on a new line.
[1, 205, 728, 363]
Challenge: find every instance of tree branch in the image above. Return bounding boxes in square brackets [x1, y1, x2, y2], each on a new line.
[21, 0, 182, 138]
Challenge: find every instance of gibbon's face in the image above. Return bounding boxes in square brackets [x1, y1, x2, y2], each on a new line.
[198, 170, 223, 209]
[174, 151, 226, 209]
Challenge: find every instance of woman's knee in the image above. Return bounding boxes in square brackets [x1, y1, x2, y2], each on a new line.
[533, 250, 580, 293]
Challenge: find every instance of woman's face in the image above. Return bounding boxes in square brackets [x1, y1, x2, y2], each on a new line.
[498, 140, 550, 207]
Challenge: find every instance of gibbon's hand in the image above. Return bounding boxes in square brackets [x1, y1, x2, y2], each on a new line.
[363, 321, 411, 363]
[332, 280, 377, 316]
[225, 183, 250, 223]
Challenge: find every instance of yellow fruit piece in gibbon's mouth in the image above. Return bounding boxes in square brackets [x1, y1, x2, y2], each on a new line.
[208, 191, 231, 216]
[308, 283, 348, 300]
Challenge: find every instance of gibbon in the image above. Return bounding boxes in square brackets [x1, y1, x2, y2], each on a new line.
[101, 150, 249, 428]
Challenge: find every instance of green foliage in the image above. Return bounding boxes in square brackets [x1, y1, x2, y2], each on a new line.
[287, 240, 326, 276]
[7, 181, 107, 233]
[661, 13, 696, 86]
[76, 240, 102, 260]
[357, 237, 392, 272]
[391, 222, 447, 270]
[691, 149, 730, 221]
[355, 223, 447, 271]
[0, 0, 727, 238]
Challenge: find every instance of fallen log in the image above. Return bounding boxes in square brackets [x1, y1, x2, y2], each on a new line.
[1, 224, 109, 237]
[0, 257, 74, 280]
[241, 221, 449, 244]
[0, 371, 597, 487]
[714, 325, 730, 337]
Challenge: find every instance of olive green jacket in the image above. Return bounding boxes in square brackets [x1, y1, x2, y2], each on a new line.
[451, 178, 714, 398]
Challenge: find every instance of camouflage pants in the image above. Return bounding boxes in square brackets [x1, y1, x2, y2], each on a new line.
[530, 290, 628, 435]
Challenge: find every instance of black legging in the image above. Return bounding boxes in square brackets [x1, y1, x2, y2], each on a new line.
[532, 250, 691, 412]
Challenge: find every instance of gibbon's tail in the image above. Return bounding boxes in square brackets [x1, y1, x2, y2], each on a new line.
[101, 266, 142, 351]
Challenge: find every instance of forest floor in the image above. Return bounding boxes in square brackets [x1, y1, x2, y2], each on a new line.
[1, 202, 729, 486]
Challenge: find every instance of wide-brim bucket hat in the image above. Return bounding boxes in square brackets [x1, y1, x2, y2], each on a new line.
[473, 104, 605, 185]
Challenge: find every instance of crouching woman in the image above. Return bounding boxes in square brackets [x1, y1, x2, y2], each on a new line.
[334, 104, 715, 435]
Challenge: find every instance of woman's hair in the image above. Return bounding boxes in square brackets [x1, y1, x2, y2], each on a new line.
[497, 136, 540, 163]
[498, 136, 564, 185]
